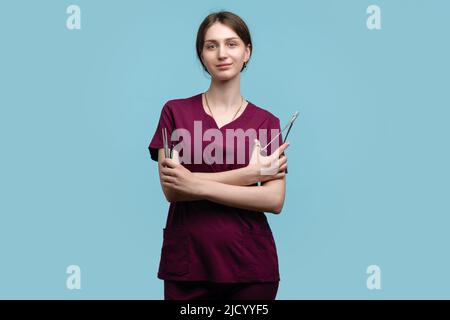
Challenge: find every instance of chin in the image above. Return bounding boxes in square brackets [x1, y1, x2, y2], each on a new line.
[212, 71, 239, 81]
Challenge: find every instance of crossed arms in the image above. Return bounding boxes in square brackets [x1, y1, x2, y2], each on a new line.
[155, 142, 289, 214]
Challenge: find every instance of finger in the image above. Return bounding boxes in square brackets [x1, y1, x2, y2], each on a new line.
[273, 142, 290, 158]
[161, 167, 177, 177]
[272, 142, 290, 158]
[270, 156, 285, 168]
[279, 164, 287, 172]
[279, 156, 287, 166]
[264, 172, 285, 181]
[162, 181, 175, 189]
[253, 139, 261, 163]
[254, 139, 261, 151]
[162, 177, 176, 185]
[275, 172, 286, 179]
[161, 158, 169, 168]
[162, 158, 177, 169]
[161, 175, 176, 183]
[166, 158, 179, 168]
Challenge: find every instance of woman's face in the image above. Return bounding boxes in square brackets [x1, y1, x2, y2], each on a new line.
[201, 22, 251, 80]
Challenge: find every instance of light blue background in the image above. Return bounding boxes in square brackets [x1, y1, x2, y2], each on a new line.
[1, 0, 449, 299]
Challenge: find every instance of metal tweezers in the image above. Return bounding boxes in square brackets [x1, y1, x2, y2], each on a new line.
[162, 127, 173, 159]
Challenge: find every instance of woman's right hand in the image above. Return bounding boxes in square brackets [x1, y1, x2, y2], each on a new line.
[247, 139, 289, 184]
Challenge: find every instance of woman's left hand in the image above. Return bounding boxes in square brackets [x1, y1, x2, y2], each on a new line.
[160, 158, 202, 197]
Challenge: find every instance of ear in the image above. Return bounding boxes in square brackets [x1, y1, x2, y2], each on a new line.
[245, 44, 251, 61]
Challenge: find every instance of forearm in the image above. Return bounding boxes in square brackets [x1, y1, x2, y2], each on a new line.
[162, 185, 202, 202]
[192, 166, 256, 186]
[164, 166, 256, 202]
[197, 179, 285, 214]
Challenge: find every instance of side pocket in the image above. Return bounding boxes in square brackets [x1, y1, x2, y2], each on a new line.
[239, 229, 279, 280]
[158, 227, 190, 276]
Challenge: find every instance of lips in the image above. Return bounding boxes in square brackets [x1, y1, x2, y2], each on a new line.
[216, 63, 232, 68]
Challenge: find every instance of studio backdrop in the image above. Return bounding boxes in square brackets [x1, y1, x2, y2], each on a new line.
[0, 0, 449, 299]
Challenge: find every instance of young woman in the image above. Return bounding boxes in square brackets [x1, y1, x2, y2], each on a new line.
[148, 11, 289, 300]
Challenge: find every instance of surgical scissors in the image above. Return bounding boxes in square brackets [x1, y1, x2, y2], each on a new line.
[260, 111, 299, 152]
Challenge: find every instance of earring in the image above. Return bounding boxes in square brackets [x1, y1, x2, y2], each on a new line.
[243, 61, 247, 69]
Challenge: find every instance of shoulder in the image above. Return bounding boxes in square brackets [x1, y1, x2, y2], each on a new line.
[247, 100, 280, 128]
[161, 93, 201, 113]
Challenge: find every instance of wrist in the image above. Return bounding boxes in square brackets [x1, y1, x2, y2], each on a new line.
[245, 164, 259, 185]
[195, 178, 209, 198]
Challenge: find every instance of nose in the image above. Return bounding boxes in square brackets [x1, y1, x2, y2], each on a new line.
[218, 44, 227, 59]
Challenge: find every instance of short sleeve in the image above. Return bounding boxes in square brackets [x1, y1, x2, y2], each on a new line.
[266, 115, 283, 157]
[265, 115, 288, 174]
[147, 102, 175, 162]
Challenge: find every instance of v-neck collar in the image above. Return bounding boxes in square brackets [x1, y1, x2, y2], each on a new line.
[197, 93, 253, 130]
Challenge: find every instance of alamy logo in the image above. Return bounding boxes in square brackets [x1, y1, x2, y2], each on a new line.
[366, 265, 381, 290]
[66, 5, 81, 30]
[168, 122, 281, 167]
[367, 5, 382, 30]
[66, 265, 81, 290]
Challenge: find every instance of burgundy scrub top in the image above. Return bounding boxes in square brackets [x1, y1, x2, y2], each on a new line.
[148, 93, 283, 283]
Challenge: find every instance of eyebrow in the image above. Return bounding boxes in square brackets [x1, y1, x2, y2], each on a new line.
[204, 37, 239, 43]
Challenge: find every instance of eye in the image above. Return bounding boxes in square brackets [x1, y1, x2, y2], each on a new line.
[205, 44, 216, 49]
[228, 42, 238, 47]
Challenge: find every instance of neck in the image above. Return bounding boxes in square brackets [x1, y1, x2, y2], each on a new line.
[206, 75, 242, 111]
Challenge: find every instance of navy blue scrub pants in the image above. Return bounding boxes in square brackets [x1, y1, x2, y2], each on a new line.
[164, 280, 279, 300]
